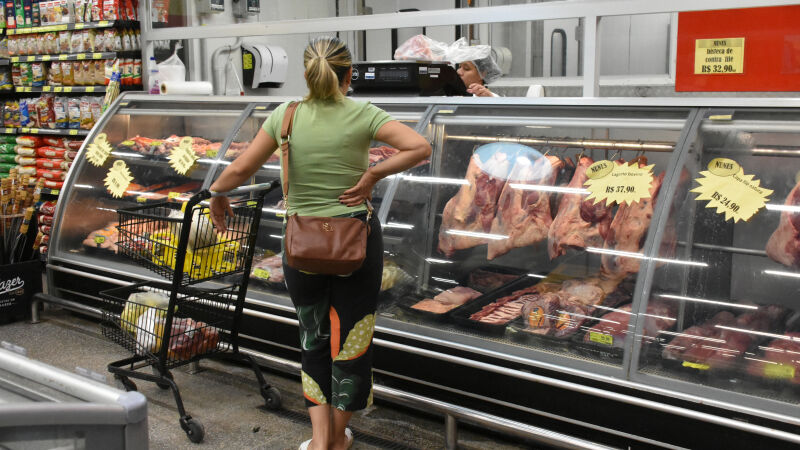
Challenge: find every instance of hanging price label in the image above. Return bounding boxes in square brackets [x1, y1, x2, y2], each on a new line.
[168, 137, 199, 175]
[86, 132, 112, 167]
[253, 268, 271, 280]
[690, 158, 772, 223]
[584, 159, 655, 206]
[104, 160, 134, 198]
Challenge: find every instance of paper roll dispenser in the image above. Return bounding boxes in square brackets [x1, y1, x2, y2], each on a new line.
[241, 44, 288, 89]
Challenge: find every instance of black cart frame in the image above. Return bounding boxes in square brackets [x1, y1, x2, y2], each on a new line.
[99, 181, 282, 443]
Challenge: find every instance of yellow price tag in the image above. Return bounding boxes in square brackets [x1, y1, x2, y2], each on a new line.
[709, 114, 733, 121]
[58, 54, 68, 60]
[19, 128, 29, 133]
[75, 23, 85, 29]
[589, 332, 614, 346]
[86, 133, 112, 167]
[54, 86, 63, 92]
[92, 53, 102, 59]
[104, 160, 134, 198]
[23, 87, 31, 92]
[30, 129, 38, 134]
[439, 109, 454, 114]
[691, 158, 773, 223]
[51, 190, 60, 196]
[136, 196, 147, 203]
[98, 20, 109, 26]
[4, 128, 14, 134]
[682, 361, 710, 371]
[94, 236, 106, 244]
[253, 268, 271, 280]
[55, 24, 67, 31]
[584, 160, 655, 207]
[168, 142, 199, 175]
[69, 130, 78, 135]
[77, 54, 87, 60]
[63, 87, 73, 92]
[7, 30, 14, 35]
[86, 86, 95, 92]
[694, 37, 744, 74]
[41, 55, 51, 61]
[168, 192, 180, 199]
[27, 56, 36, 62]
[255, 106, 266, 110]
[764, 363, 796, 380]
[10, 57, 19, 63]
[247, 200, 257, 207]
[42, 86, 51, 91]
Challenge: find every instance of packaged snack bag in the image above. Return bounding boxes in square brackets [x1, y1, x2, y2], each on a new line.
[37, 95, 54, 128]
[31, 62, 46, 87]
[82, 60, 92, 85]
[93, 59, 104, 84]
[15, 155, 36, 165]
[67, 97, 80, 128]
[61, 60, 73, 85]
[79, 96, 92, 129]
[53, 96, 67, 128]
[72, 60, 83, 85]
[132, 58, 141, 86]
[59, 30, 70, 53]
[37, 146, 65, 157]
[11, 64, 20, 87]
[90, 96, 101, 122]
[71, 30, 83, 53]
[49, 60, 61, 85]
[94, 27, 105, 52]
[43, 180, 63, 189]
[37, 168, 66, 180]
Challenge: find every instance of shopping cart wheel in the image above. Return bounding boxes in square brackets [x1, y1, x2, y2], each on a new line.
[114, 375, 137, 392]
[261, 385, 282, 409]
[180, 417, 205, 443]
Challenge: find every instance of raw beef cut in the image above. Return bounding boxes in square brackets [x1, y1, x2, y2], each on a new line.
[766, 179, 800, 267]
[601, 164, 666, 278]
[438, 151, 511, 256]
[548, 156, 614, 259]
[469, 282, 561, 324]
[411, 286, 482, 314]
[467, 269, 520, 293]
[488, 155, 563, 259]
[584, 301, 676, 349]
[661, 311, 736, 361]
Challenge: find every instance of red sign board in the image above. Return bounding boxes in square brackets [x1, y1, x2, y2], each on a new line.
[676, 5, 800, 92]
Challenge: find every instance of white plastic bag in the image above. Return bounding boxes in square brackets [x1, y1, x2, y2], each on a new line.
[157, 43, 186, 83]
[394, 35, 491, 65]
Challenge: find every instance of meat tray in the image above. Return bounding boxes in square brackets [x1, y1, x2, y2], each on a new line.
[448, 274, 547, 336]
[395, 295, 459, 322]
[569, 330, 626, 362]
[505, 316, 574, 352]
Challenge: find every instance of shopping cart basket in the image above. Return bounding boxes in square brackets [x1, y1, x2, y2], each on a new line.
[100, 182, 281, 443]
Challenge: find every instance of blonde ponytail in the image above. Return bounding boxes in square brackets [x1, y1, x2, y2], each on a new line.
[303, 37, 352, 102]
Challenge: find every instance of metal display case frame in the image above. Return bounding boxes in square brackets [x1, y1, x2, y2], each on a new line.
[43, 93, 800, 449]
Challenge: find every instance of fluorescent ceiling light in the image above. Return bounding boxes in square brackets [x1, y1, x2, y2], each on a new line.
[715, 325, 800, 343]
[658, 293, 758, 310]
[764, 269, 800, 279]
[401, 175, 468, 186]
[445, 229, 508, 240]
[425, 258, 453, 264]
[431, 277, 459, 284]
[765, 204, 800, 213]
[508, 184, 589, 195]
[383, 222, 414, 230]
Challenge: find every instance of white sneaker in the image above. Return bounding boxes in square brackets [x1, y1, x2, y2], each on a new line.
[298, 438, 312, 450]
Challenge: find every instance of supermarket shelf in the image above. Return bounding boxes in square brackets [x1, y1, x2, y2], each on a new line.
[0, 127, 89, 136]
[15, 85, 107, 93]
[9, 51, 141, 63]
[0, 59, 9, 67]
[6, 20, 139, 36]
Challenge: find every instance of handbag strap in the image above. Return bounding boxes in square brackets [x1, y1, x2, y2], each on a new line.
[278, 100, 373, 219]
[280, 101, 301, 206]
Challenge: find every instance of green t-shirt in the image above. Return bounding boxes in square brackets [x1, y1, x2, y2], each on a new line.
[262, 98, 393, 217]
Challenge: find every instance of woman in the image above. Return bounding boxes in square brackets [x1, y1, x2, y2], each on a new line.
[208, 36, 430, 450]
[456, 53, 502, 97]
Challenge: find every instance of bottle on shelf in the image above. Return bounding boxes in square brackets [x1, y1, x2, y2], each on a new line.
[148, 56, 160, 95]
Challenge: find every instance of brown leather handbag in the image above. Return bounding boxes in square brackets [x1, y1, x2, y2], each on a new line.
[280, 101, 370, 275]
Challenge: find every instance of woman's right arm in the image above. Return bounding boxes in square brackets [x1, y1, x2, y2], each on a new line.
[339, 121, 431, 206]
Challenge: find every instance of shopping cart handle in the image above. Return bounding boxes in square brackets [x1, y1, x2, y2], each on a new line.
[195, 180, 281, 201]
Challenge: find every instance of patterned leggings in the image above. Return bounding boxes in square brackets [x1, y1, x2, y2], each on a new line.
[283, 214, 383, 411]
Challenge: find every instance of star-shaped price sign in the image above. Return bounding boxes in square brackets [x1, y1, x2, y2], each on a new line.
[86, 133, 113, 167]
[584, 159, 655, 206]
[168, 136, 199, 175]
[691, 158, 772, 223]
[104, 160, 134, 198]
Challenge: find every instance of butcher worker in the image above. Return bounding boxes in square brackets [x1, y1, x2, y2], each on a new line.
[456, 52, 503, 97]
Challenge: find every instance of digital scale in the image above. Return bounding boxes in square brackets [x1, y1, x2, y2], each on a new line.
[350, 61, 469, 96]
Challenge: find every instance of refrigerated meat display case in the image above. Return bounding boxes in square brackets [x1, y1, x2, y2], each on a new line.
[43, 94, 800, 449]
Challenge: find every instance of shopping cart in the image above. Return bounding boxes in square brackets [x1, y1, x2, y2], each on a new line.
[99, 182, 281, 443]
